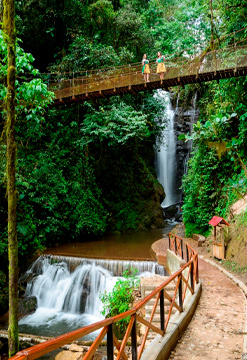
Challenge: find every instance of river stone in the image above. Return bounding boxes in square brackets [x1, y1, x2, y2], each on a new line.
[18, 295, 37, 316]
[55, 350, 83, 360]
[69, 344, 85, 352]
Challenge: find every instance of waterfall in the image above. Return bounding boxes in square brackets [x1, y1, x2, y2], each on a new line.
[155, 90, 179, 208]
[19, 256, 166, 338]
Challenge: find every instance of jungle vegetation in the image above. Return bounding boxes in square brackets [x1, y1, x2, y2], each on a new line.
[1, 0, 247, 321]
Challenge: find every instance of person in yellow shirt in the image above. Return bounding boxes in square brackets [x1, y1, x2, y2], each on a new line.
[142, 54, 150, 82]
[156, 51, 166, 80]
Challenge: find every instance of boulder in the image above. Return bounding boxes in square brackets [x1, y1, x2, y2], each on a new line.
[55, 350, 83, 360]
[193, 234, 206, 247]
[18, 296, 37, 316]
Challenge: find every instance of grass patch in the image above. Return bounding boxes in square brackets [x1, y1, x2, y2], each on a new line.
[220, 260, 247, 273]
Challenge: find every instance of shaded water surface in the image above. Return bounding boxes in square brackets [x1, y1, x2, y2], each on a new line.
[44, 224, 175, 260]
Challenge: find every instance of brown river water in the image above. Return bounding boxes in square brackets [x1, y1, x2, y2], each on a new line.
[44, 222, 176, 260]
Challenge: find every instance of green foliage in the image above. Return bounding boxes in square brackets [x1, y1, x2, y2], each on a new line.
[100, 268, 140, 337]
[49, 37, 121, 73]
[0, 30, 54, 119]
[80, 101, 150, 147]
[182, 77, 247, 235]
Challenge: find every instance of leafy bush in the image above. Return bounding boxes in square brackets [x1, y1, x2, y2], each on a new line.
[100, 268, 140, 338]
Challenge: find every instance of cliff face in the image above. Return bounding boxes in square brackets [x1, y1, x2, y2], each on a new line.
[174, 104, 199, 197]
[95, 143, 166, 233]
[171, 93, 199, 201]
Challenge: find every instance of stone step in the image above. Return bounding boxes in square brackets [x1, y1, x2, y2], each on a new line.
[145, 303, 177, 312]
[145, 312, 176, 323]
[141, 284, 175, 292]
[144, 297, 176, 306]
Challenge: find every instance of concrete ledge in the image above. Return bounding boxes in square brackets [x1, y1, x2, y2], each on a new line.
[141, 280, 202, 360]
[166, 249, 186, 274]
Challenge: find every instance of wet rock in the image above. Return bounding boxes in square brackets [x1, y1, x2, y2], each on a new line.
[164, 205, 178, 218]
[173, 99, 199, 199]
[18, 295, 37, 316]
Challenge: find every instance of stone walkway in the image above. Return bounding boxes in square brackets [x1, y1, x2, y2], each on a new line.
[168, 257, 246, 360]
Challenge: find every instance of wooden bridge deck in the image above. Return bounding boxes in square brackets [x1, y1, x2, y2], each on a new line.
[45, 31, 247, 105]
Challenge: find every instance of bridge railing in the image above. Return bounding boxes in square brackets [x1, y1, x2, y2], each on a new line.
[48, 47, 247, 101]
[10, 234, 199, 360]
[17, 27, 246, 101]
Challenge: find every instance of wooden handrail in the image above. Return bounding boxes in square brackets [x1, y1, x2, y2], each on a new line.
[10, 234, 199, 360]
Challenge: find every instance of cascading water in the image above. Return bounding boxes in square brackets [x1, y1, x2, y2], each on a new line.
[19, 256, 166, 338]
[155, 90, 180, 208]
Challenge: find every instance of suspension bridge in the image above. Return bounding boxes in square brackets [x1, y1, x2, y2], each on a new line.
[44, 28, 247, 105]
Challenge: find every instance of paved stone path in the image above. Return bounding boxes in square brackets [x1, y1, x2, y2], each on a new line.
[168, 257, 245, 360]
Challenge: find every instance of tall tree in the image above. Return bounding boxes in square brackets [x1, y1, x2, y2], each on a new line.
[0, 0, 3, 22]
[3, 0, 18, 357]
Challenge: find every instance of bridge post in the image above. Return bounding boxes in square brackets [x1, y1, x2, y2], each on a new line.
[234, 32, 237, 73]
[72, 72, 75, 99]
[129, 64, 131, 88]
[86, 71, 88, 96]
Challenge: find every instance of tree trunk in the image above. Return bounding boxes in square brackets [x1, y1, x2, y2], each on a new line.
[210, 0, 214, 48]
[3, 0, 18, 357]
[0, 0, 3, 23]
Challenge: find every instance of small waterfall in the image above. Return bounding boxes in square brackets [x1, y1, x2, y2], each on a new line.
[155, 90, 179, 208]
[19, 256, 166, 338]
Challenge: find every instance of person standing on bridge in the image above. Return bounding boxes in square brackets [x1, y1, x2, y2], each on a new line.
[142, 54, 150, 82]
[156, 51, 166, 81]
